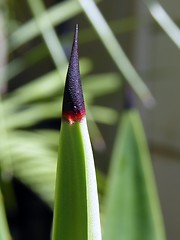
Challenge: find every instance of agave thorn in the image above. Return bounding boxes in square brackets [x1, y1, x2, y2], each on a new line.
[62, 24, 86, 124]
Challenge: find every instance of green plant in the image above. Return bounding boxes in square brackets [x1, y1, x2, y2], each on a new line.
[52, 25, 101, 240]
[0, 0, 178, 239]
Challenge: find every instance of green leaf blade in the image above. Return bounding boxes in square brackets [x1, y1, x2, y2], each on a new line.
[52, 121, 87, 240]
[103, 110, 166, 240]
[52, 119, 102, 240]
[78, 0, 155, 107]
[52, 24, 102, 239]
[144, 0, 180, 49]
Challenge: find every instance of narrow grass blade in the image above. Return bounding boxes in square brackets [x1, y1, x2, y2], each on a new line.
[27, 0, 67, 80]
[9, 0, 101, 51]
[9, 0, 82, 51]
[89, 106, 118, 125]
[79, 17, 136, 45]
[103, 110, 166, 240]
[52, 25, 101, 240]
[84, 73, 122, 99]
[7, 43, 49, 81]
[144, 0, 180, 48]
[3, 58, 92, 114]
[78, 0, 155, 107]
[7, 16, 135, 81]
[0, 187, 11, 240]
[4, 101, 61, 129]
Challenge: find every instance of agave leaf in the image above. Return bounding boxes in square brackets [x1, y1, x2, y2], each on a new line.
[103, 110, 166, 240]
[52, 25, 101, 240]
[52, 119, 102, 240]
[144, 0, 180, 48]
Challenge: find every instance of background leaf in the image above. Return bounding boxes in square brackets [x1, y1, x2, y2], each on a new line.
[0, 186, 12, 240]
[103, 110, 166, 240]
[144, 0, 180, 48]
[78, 0, 155, 107]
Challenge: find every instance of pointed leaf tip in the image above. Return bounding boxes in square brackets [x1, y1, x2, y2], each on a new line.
[62, 24, 86, 124]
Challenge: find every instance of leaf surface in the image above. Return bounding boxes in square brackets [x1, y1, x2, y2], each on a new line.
[103, 110, 166, 240]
